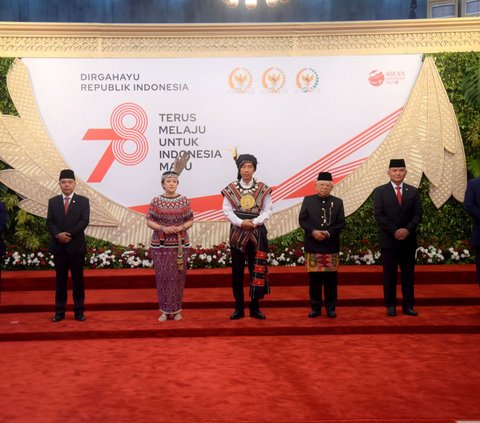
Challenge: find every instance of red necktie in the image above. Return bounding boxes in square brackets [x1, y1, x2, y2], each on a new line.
[395, 186, 402, 205]
[64, 196, 70, 213]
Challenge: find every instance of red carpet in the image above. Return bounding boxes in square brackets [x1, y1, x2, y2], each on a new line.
[2, 264, 476, 290]
[0, 335, 479, 423]
[0, 265, 479, 422]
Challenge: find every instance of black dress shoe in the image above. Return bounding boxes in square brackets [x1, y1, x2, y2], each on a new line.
[74, 314, 86, 321]
[386, 307, 397, 317]
[250, 310, 266, 320]
[51, 314, 65, 322]
[326, 309, 337, 318]
[308, 310, 321, 318]
[402, 307, 418, 316]
[229, 309, 245, 320]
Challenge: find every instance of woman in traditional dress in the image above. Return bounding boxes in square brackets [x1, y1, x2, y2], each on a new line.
[146, 153, 193, 321]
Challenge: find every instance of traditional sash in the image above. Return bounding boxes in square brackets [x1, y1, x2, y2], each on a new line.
[250, 223, 270, 300]
[222, 179, 272, 300]
[233, 211, 270, 299]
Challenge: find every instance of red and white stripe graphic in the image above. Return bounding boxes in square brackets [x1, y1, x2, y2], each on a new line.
[271, 107, 402, 202]
[192, 158, 368, 221]
[192, 107, 402, 221]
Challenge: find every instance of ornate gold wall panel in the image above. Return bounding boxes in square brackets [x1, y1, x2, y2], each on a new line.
[0, 19, 479, 58]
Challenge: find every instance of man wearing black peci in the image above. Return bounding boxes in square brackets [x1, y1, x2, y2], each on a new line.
[299, 172, 346, 318]
[373, 159, 422, 317]
[222, 153, 273, 320]
[47, 169, 90, 322]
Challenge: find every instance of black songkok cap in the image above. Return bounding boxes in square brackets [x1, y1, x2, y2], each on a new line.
[317, 172, 333, 181]
[235, 154, 257, 170]
[389, 159, 406, 168]
[59, 169, 75, 180]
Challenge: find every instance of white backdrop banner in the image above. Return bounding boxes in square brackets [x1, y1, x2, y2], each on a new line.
[23, 55, 422, 220]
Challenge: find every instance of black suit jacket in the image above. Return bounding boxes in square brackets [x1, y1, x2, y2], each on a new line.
[47, 193, 90, 255]
[372, 182, 422, 249]
[0, 201, 7, 257]
[299, 194, 346, 254]
[464, 177, 480, 248]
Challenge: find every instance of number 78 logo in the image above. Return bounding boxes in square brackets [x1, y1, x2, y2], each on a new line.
[82, 103, 149, 183]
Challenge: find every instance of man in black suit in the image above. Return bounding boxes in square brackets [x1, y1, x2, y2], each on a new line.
[299, 172, 345, 318]
[373, 159, 422, 317]
[47, 169, 90, 322]
[0, 201, 7, 304]
[463, 177, 480, 286]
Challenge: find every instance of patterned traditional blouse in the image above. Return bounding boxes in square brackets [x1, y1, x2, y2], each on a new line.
[146, 194, 193, 248]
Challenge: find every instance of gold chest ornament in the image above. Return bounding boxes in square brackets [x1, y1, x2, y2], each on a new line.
[233, 179, 259, 210]
[240, 194, 255, 210]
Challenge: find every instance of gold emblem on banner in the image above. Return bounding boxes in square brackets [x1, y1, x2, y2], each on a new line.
[240, 194, 255, 210]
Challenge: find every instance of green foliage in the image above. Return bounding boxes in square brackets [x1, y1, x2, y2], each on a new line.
[340, 198, 378, 252]
[85, 236, 116, 250]
[467, 151, 480, 177]
[270, 227, 303, 250]
[431, 52, 480, 163]
[462, 62, 480, 110]
[417, 178, 471, 247]
[13, 209, 50, 251]
[0, 58, 17, 116]
[0, 57, 51, 251]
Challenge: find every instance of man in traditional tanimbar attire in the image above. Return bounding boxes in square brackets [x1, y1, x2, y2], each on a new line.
[299, 172, 346, 318]
[222, 153, 273, 320]
[373, 159, 422, 317]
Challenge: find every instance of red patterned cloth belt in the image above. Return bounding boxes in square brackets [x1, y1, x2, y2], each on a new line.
[305, 252, 340, 272]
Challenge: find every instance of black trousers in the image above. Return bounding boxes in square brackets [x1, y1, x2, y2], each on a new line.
[381, 247, 415, 308]
[231, 241, 260, 312]
[54, 252, 85, 315]
[308, 271, 337, 311]
[475, 247, 480, 285]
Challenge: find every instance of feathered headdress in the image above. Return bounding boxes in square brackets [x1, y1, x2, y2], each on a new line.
[173, 151, 190, 175]
[161, 151, 190, 182]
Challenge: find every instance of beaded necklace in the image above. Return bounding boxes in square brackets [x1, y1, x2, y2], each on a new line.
[233, 178, 259, 196]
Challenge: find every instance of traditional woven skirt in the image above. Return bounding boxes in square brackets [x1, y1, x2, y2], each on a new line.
[150, 247, 189, 314]
[305, 252, 340, 272]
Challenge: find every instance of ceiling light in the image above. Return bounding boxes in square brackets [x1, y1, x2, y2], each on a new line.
[223, 0, 289, 9]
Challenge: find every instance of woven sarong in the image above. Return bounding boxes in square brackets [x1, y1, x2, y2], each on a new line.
[305, 252, 340, 272]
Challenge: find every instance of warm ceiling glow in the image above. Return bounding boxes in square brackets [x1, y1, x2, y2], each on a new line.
[223, 0, 289, 9]
[225, 0, 239, 8]
[266, 0, 278, 6]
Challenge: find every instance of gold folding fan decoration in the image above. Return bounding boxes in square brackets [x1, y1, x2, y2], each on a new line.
[332, 56, 466, 215]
